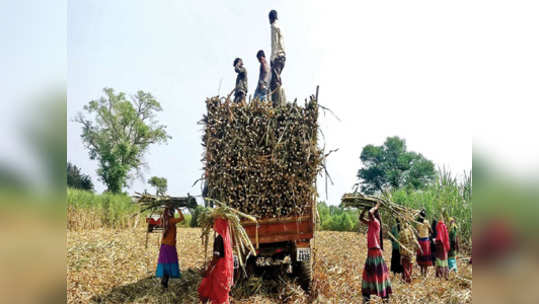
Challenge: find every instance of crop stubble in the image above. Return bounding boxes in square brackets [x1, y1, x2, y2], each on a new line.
[67, 228, 471, 304]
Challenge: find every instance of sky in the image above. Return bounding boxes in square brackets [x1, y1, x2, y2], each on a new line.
[1, 0, 66, 187]
[66, 0, 479, 205]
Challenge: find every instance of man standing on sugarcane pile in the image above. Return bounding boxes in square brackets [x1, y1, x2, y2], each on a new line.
[198, 217, 234, 304]
[254, 50, 270, 102]
[269, 9, 286, 107]
[233, 58, 247, 103]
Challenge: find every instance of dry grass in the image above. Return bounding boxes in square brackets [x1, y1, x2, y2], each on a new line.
[67, 228, 471, 303]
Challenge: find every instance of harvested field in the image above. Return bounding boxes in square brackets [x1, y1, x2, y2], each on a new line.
[67, 228, 472, 303]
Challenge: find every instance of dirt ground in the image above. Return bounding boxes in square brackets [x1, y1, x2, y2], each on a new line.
[67, 228, 472, 303]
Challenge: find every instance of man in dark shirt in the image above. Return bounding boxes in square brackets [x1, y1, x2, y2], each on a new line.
[254, 50, 270, 102]
[233, 58, 248, 103]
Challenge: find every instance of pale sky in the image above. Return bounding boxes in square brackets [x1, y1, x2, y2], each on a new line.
[66, 0, 478, 205]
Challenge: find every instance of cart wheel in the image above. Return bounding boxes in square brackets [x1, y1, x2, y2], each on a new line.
[294, 259, 312, 293]
[233, 267, 242, 285]
[233, 256, 255, 285]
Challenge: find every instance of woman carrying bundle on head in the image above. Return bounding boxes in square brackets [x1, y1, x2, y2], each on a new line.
[416, 209, 433, 277]
[399, 222, 422, 283]
[389, 219, 403, 277]
[198, 217, 234, 304]
[434, 209, 451, 280]
[156, 207, 184, 289]
[448, 217, 460, 273]
[359, 201, 392, 303]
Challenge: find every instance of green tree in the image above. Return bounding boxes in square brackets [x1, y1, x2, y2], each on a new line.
[75, 88, 171, 193]
[357, 136, 435, 194]
[67, 162, 94, 191]
[148, 176, 167, 196]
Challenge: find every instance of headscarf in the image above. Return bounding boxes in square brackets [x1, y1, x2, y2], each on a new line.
[436, 219, 450, 253]
[417, 209, 426, 223]
[213, 217, 234, 293]
[198, 217, 234, 304]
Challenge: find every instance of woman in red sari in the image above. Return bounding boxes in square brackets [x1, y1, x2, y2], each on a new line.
[198, 217, 234, 304]
[434, 209, 451, 280]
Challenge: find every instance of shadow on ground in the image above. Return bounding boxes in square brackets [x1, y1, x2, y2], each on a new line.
[91, 268, 202, 303]
[91, 267, 308, 303]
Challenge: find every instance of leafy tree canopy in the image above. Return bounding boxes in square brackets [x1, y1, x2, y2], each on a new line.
[148, 176, 168, 196]
[75, 88, 171, 193]
[356, 136, 435, 194]
[67, 162, 94, 191]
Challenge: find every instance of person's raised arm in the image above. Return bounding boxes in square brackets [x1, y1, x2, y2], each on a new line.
[235, 63, 246, 74]
[359, 208, 369, 225]
[170, 208, 184, 224]
[368, 201, 380, 216]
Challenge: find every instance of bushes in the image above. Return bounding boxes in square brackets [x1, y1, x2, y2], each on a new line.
[317, 202, 359, 232]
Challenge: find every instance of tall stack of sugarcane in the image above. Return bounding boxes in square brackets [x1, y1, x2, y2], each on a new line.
[201, 95, 323, 218]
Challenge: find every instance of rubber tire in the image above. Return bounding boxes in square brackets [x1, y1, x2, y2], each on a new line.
[234, 256, 256, 285]
[294, 259, 313, 293]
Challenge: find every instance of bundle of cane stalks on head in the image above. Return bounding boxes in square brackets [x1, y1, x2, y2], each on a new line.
[341, 192, 421, 231]
[133, 192, 198, 213]
[198, 198, 257, 269]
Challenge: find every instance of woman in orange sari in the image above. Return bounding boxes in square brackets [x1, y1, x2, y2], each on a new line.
[156, 207, 184, 289]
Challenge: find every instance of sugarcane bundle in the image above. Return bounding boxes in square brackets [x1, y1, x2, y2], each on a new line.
[198, 200, 257, 269]
[133, 192, 198, 213]
[201, 95, 323, 218]
[341, 192, 421, 227]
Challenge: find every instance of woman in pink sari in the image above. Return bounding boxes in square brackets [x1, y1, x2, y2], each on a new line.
[434, 209, 451, 280]
[198, 218, 234, 304]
